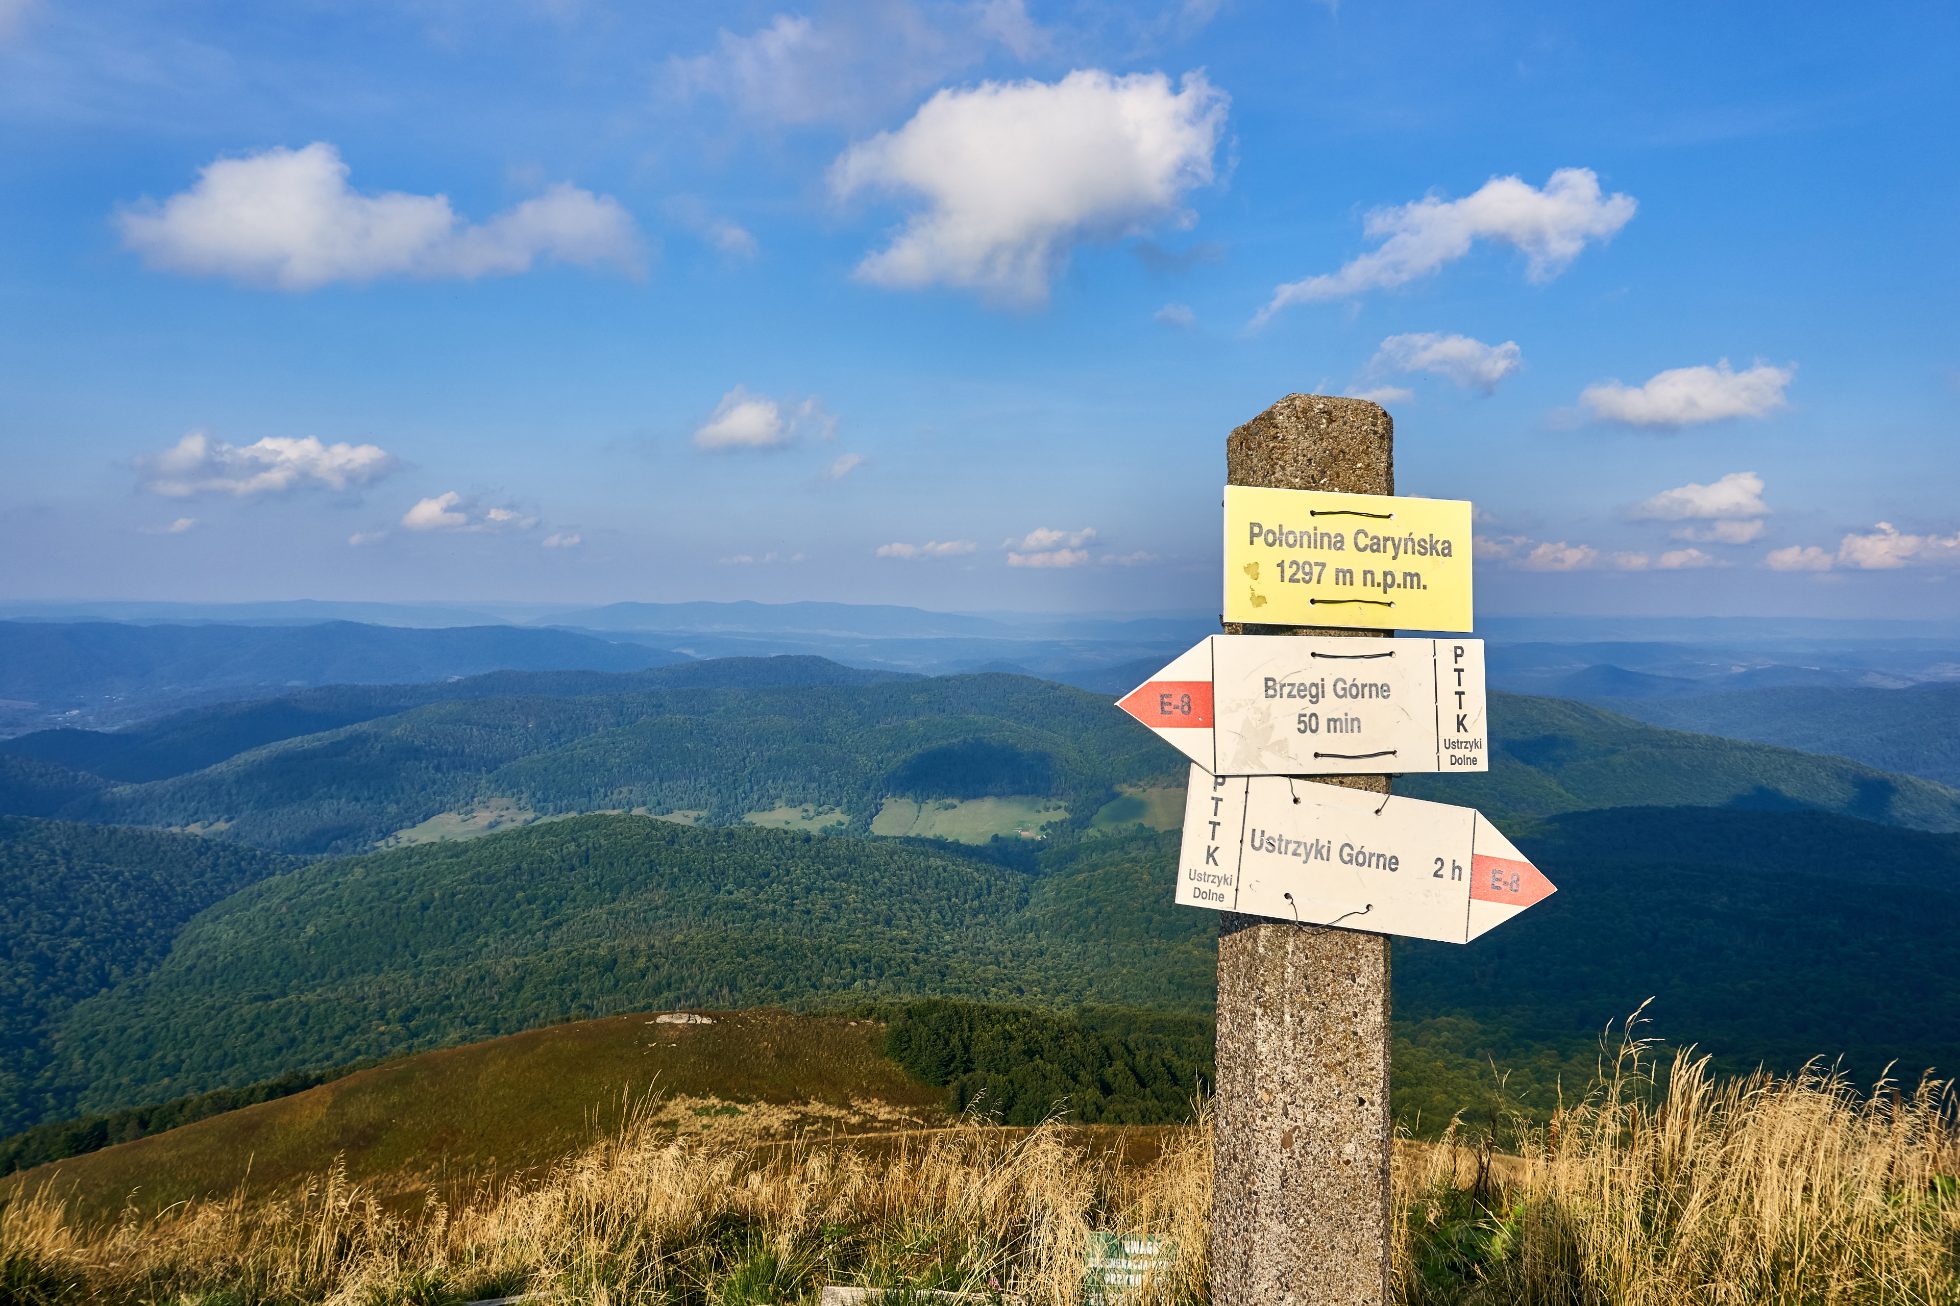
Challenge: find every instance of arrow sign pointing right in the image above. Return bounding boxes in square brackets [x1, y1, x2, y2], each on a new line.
[1177, 765, 1553, 943]
[1118, 635, 1488, 776]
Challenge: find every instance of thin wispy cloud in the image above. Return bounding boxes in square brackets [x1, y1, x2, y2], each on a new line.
[1257, 168, 1635, 323]
[138, 432, 397, 497]
[875, 539, 976, 559]
[118, 143, 642, 290]
[832, 70, 1227, 306]
[1368, 332, 1522, 393]
[668, 0, 1045, 130]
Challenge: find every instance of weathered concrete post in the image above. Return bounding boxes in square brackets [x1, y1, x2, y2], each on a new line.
[1214, 394, 1394, 1306]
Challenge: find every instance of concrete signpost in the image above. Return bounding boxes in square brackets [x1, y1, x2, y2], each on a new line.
[1113, 394, 1556, 1306]
[1116, 635, 1488, 775]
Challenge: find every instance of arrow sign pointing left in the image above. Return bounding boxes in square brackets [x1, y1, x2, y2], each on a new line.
[1176, 765, 1554, 943]
[1117, 635, 1488, 775]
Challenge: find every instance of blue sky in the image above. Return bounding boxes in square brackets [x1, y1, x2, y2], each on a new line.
[1, 0, 1955, 617]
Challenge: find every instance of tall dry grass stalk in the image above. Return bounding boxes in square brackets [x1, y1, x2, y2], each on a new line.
[4, 1047, 1956, 1305]
[1398, 1033, 1960, 1305]
[1, 1108, 1211, 1305]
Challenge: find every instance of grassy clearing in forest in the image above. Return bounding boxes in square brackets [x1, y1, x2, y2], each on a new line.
[5, 1037, 1954, 1305]
[743, 805, 850, 831]
[1088, 786, 1184, 834]
[870, 796, 1067, 843]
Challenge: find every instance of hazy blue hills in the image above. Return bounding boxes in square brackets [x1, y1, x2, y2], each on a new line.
[0, 620, 685, 732]
[1603, 682, 1960, 789]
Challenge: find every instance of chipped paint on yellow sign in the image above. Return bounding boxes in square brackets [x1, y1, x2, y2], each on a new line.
[1223, 485, 1475, 632]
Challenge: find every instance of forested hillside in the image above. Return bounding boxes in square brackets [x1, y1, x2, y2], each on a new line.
[12, 658, 1960, 857]
[0, 819, 290, 1135]
[31, 800, 1960, 1130]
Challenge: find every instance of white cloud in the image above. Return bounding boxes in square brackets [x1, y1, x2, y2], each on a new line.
[876, 539, 977, 559]
[401, 491, 538, 533]
[1008, 526, 1096, 551]
[831, 69, 1227, 306]
[1836, 522, 1960, 571]
[1631, 471, 1769, 522]
[668, 196, 758, 258]
[347, 530, 388, 546]
[541, 531, 583, 549]
[1257, 168, 1635, 322]
[1349, 385, 1414, 406]
[1657, 547, 1718, 569]
[1154, 302, 1196, 328]
[1008, 547, 1091, 568]
[669, 1, 1046, 129]
[139, 516, 198, 535]
[118, 143, 642, 290]
[1581, 361, 1793, 428]
[1518, 540, 1600, 572]
[1764, 544, 1834, 572]
[138, 431, 397, 497]
[825, 452, 866, 480]
[693, 386, 835, 450]
[1099, 550, 1157, 566]
[1369, 332, 1522, 393]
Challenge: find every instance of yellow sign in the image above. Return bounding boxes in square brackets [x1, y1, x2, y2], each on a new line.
[1223, 485, 1474, 632]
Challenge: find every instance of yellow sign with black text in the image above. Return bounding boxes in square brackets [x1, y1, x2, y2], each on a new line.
[1223, 486, 1474, 632]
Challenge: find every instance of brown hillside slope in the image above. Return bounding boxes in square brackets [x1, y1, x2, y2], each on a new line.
[8, 1009, 944, 1221]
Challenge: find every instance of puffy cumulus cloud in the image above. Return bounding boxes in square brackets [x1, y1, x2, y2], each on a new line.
[1657, 547, 1718, 570]
[1581, 361, 1793, 428]
[400, 491, 539, 533]
[1154, 302, 1196, 329]
[1369, 332, 1521, 393]
[669, 0, 1046, 129]
[118, 143, 642, 290]
[831, 70, 1227, 306]
[876, 539, 976, 559]
[541, 531, 583, 549]
[1628, 473, 1773, 546]
[666, 196, 758, 258]
[1765, 544, 1834, 572]
[1257, 168, 1634, 322]
[1836, 522, 1960, 571]
[824, 452, 866, 480]
[1349, 385, 1414, 406]
[139, 431, 397, 497]
[1518, 540, 1600, 572]
[348, 530, 388, 546]
[692, 386, 836, 450]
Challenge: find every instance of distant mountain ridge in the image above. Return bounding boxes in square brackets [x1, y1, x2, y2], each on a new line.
[0, 620, 686, 733]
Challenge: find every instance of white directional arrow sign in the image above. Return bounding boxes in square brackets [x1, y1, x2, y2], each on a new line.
[1117, 636, 1487, 776]
[1176, 765, 1554, 943]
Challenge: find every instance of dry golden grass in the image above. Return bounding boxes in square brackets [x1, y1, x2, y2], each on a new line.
[4, 1039, 1955, 1305]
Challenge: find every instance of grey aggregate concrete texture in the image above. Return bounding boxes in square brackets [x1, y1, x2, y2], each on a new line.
[1216, 393, 1394, 1306]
